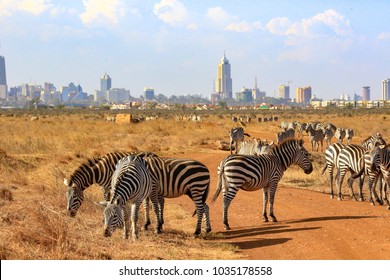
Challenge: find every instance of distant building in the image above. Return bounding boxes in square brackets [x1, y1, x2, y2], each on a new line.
[252, 77, 265, 100]
[236, 87, 252, 102]
[0, 55, 7, 100]
[362, 86, 370, 101]
[107, 88, 130, 103]
[382, 79, 390, 101]
[101, 73, 111, 91]
[278, 85, 290, 99]
[144, 87, 155, 100]
[214, 52, 232, 101]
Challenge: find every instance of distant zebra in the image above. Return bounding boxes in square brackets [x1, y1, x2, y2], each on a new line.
[238, 138, 274, 155]
[296, 122, 307, 138]
[306, 125, 325, 152]
[335, 135, 386, 202]
[334, 128, 346, 143]
[276, 128, 295, 144]
[346, 129, 354, 144]
[322, 127, 334, 147]
[211, 139, 313, 230]
[229, 127, 250, 154]
[321, 142, 346, 199]
[369, 145, 390, 208]
[99, 155, 153, 240]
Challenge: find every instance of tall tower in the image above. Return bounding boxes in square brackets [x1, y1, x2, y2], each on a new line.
[100, 73, 111, 91]
[215, 52, 232, 99]
[362, 86, 370, 101]
[382, 79, 390, 101]
[0, 55, 7, 100]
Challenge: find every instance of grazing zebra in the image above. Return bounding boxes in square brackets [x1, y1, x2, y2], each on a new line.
[306, 125, 325, 152]
[276, 128, 295, 144]
[135, 156, 212, 236]
[238, 138, 274, 155]
[65, 151, 211, 236]
[346, 129, 354, 144]
[229, 127, 250, 154]
[99, 155, 153, 240]
[65, 151, 156, 218]
[322, 127, 334, 147]
[211, 139, 313, 230]
[321, 142, 346, 199]
[335, 134, 386, 202]
[334, 128, 346, 143]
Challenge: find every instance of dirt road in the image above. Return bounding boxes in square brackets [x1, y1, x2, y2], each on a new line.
[178, 152, 390, 260]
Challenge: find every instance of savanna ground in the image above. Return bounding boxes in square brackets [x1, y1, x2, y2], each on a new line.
[0, 108, 389, 260]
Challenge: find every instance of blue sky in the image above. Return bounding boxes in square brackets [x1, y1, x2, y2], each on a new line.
[1, 0, 390, 100]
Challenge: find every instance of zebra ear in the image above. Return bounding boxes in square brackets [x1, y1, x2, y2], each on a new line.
[64, 178, 69, 186]
[298, 139, 304, 146]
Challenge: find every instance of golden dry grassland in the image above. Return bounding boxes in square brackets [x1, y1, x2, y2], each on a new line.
[0, 108, 388, 259]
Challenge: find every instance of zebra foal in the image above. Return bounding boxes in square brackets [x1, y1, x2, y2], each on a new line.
[99, 155, 153, 240]
[211, 139, 313, 230]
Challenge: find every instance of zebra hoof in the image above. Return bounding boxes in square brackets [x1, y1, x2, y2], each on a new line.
[376, 199, 384, 206]
[270, 216, 278, 222]
[143, 221, 151, 231]
[224, 224, 231, 230]
[205, 227, 212, 233]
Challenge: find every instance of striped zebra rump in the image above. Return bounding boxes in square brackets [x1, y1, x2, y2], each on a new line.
[143, 156, 211, 236]
[322, 142, 345, 199]
[100, 155, 153, 240]
[336, 144, 366, 201]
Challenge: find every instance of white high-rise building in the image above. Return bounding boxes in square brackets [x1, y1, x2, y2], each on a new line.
[382, 79, 390, 101]
[215, 53, 232, 100]
[0, 55, 7, 99]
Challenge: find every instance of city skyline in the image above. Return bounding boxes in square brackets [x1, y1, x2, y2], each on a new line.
[1, 1, 390, 99]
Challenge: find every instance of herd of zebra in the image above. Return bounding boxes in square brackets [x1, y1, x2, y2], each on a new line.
[65, 122, 389, 241]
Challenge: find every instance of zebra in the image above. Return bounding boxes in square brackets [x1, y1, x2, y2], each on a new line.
[238, 138, 274, 155]
[346, 129, 354, 144]
[134, 156, 212, 236]
[229, 127, 250, 154]
[306, 124, 325, 152]
[335, 134, 387, 202]
[65, 152, 211, 236]
[65, 151, 156, 218]
[321, 142, 346, 199]
[296, 122, 307, 138]
[334, 128, 346, 143]
[322, 127, 334, 147]
[211, 139, 313, 230]
[276, 128, 295, 144]
[369, 144, 390, 208]
[99, 155, 153, 240]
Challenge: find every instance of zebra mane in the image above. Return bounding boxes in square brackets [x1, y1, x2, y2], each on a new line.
[68, 156, 101, 181]
[274, 138, 304, 148]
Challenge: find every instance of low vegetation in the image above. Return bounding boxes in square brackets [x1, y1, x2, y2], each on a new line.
[0, 108, 388, 259]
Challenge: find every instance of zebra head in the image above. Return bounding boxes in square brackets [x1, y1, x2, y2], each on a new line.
[99, 200, 125, 238]
[293, 139, 313, 174]
[64, 178, 84, 217]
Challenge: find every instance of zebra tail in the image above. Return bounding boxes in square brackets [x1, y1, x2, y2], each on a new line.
[211, 165, 224, 203]
[320, 163, 327, 175]
[352, 166, 365, 179]
[244, 133, 251, 137]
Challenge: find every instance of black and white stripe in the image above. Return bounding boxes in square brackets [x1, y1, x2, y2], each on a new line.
[211, 139, 313, 230]
[238, 138, 274, 155]
[306, 125, 325, 152]
[99, 155, 153, 240]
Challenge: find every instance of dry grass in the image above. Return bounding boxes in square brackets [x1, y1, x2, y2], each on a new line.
[0, 109, 388, 260]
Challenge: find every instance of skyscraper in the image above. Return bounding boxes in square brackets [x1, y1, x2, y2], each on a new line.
[215, 53, 232, 100]
[278, 85, 290, 99]
[382, 79, 390, 101]
[100, 73, 111, 91]
[0, 55, 7, 100]
[362, 86, 370, 101]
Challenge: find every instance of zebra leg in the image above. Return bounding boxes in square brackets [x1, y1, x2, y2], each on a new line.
[131, 202, 141, 241]
[222, 196, 232, 230]
[194, 203, 204, 236]
[346, 175, 357, 201]
[142, 197, 151, 230]
[123, 204, 131, 240]
[158, 196, 165, 227]
[203, 203, 212, 233]
[148, 188, 162, 234]
[328, 164, 334, 199]
[262, 188, 269, 222]
[337, 168, 345, 201]
[358, 176, 364, 202]
[268, 184, 278, 222]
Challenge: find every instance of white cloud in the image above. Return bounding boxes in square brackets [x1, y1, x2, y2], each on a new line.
[206, 6, 231, 26]
[377, 32, 390, 40]
[153, 0, 189, 27]
[80, 0, 126, 26]
[0, 0, 54, 17]
[267, 9, 352, 38]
